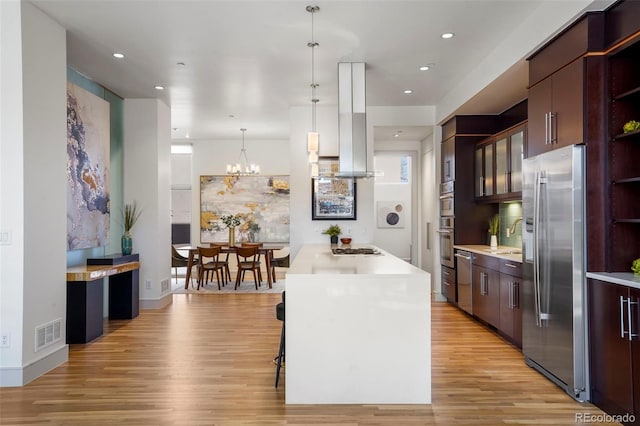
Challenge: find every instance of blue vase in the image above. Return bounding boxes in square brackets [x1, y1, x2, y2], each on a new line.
[121, 232, 133, 255]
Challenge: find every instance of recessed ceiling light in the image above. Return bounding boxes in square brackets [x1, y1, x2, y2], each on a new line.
[172, 128, 178, 131]
[441, 32, 454, 39]
[419, 65, 430, 71]
[176, 62, 186, 67]
[154, 85, 165, 90]
[185, 133, 190, 139]
[228, 114, 235, 118]
[394, 133, 400, 138]
[404, 90, 413, 94]
[113, 53, 125, 59]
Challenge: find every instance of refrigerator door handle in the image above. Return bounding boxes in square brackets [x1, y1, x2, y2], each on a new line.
[533, 171, 542, 327]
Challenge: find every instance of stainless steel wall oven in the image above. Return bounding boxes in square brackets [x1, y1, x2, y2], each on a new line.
[438, 216, 454, 268]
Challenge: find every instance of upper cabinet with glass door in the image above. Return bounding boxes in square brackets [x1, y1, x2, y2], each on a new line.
[475, 122, 526, 202]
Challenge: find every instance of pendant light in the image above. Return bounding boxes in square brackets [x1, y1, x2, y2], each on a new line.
[306, 5, 320, 176]
[226, 128, 260, 175]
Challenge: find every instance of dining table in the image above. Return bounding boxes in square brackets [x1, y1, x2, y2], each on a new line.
[180, 243, 285, 290]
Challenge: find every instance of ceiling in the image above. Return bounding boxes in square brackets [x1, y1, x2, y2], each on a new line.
[31, 1, 591, 142]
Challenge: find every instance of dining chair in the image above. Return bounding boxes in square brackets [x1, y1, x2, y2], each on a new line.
[209, 242, 232, 284]
[234, 245, 262, 290]
[197, 246, 226, 290]
[270, 248, 290, 284]
[171, 245, 193, 287]
[240, 242, 263, 282]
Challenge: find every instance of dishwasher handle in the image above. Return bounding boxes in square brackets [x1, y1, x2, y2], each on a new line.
[454, 253, 472, 260]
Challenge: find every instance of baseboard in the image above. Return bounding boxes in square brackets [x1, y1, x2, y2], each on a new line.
[0, 344, 68, 387]
[140, 292, 173, 310]
[433, 292, 447, 302]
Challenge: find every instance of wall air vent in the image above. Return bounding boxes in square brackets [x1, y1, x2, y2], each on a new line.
[35, 318, 62, 351]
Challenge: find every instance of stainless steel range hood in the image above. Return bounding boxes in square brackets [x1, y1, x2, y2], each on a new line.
[336, 62, 376, 178]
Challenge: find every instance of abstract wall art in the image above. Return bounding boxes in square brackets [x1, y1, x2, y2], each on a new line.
[200, 175, 290, 243]
[66, 82, 110, 250]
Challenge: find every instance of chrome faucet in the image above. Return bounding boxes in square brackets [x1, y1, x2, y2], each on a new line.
[507, 217, 523, 237]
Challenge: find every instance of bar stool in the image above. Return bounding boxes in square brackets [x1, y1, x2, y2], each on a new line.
[274, 291, 285, 388]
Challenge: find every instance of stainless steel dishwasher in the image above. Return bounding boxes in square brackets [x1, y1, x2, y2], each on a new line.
[454, 250, 473, 314]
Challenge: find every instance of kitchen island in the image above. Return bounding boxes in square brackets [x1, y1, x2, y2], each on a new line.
[285, 244, 431, 404]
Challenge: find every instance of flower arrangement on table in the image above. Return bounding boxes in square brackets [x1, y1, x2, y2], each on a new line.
[220, 214, 242, 228]
[221, 214, 242, 246]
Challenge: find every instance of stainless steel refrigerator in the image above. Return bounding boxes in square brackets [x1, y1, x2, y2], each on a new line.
[521, 144, 589, 402]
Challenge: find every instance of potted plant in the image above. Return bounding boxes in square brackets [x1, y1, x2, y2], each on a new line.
[488, 214, 499, 248]
[322, 224, 341, 245]
[122, 201, 142, 255]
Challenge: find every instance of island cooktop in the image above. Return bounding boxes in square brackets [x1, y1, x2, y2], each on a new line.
[331, 247, 381, 256]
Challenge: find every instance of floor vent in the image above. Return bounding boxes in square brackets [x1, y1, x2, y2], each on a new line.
[161, 278, 170, 293]
[35, 318, 62, 351]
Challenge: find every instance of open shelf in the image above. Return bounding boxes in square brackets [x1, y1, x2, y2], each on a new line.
[613, 85, 640, 101]
[613, 177, 640, 184]
[607, 35, 640, 272]
[613, 129, 640, 140]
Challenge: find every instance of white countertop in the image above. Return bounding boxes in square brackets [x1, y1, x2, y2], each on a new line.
[287, 244, 429, 276]
[285, 243, 431, 404]
[587, 272, 640, 290]
[454, 244, 523, 263]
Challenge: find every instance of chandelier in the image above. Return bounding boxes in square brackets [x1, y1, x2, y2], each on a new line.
[306, 5, 320, 176]
[226, 128, 260, 175]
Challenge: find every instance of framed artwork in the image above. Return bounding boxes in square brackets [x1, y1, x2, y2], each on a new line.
[311, 177, 357, 220]
[200, 175, 290, 243]
[66, 82, 111, 250]
[317, 156, 339, 177]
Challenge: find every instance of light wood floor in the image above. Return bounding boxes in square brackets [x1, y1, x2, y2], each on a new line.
[0, 295, 615, 425]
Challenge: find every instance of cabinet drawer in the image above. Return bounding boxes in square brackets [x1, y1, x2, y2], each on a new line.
[500, 260, 522, 276]
[441, 266, 455, 285]
[472, 252, 500, 270]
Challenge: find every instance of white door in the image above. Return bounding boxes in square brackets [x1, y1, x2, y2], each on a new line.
[421, 147, 435, 275]
[373, 152, 414, 264]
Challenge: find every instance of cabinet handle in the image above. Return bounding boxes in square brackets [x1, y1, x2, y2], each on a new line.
[508, 281, 513, 309]
[549, 112, 556, 144]
[513, 282, 519, 309]
[544, 112, 549, 145]
[442, 270, 450, 277]
[620, 296, 638, 340]
[504, 263, 517, 268]
[504, 172, 508, 193]
[621, 296, 626, 339]
[481, 272, 487, 295]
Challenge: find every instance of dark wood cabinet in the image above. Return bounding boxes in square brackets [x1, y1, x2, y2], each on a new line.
[588, 279, 638, 419]
[499, 263, 522, 348]
[472, 254, 500, 327]
[527, 59, 584, 158]
[441, 138, 455, 184]
[442, 265, 456, 304]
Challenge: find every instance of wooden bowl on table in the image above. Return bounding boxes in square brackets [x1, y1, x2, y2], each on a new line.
[340, 238, 352, 245]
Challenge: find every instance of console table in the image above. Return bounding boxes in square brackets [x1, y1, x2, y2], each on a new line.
[66, 254, 140, 344]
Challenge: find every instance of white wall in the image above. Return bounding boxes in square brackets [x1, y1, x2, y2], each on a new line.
[1, 1, 68, 386]
[124, 99, 172, 307]
[188, 137, 290, 245]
